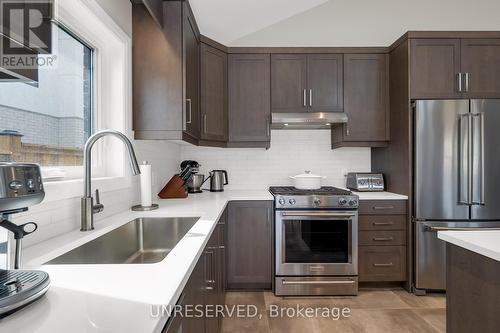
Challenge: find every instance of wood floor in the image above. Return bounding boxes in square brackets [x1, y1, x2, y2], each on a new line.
[222, 288, 445, 333]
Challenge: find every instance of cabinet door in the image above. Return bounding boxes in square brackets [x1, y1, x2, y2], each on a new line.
[201, 43, 228, 142]
[228, 54, 271, 143]
[461, 38, 500, 98]
[204, 231, 219, 333]
[343, 54, 389, 142]
[183, 255, 206, 333]
[271, 54, 307, 113]
[410, 39, 461, 98]
[183, 4, 200, 139]
[307, 54, 343, 112]
[227, 201, 273, 289]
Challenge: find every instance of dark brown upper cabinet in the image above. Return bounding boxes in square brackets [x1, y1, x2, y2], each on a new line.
[200, 43, 228, 143]
[271, 54, 343, 113]
[228, 54, 271, 147]
[332, 54, 389, 148]
[183, 6, 201, 141]
[461, 39, 500, 98]
[307, 54, 343, 112]
[132, 1, 200, 143]
[410, 38, 462, 99]
[226, 201, 273, 290]
[410, 37, 500, 99]
[271, 54, 308, 113]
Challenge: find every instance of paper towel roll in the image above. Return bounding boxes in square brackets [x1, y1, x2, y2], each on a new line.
[140, 161, 152, 207]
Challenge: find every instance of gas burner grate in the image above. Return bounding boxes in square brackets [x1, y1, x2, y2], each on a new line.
[269, 186, 352, 196]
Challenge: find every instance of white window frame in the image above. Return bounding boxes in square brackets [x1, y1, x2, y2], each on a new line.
[40, 0, 133, 202]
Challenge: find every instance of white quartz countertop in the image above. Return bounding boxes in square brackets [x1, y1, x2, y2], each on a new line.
[0, 190, 272, 333]
[0, 188, 406, 332]
[438, 230, 500, 262]
[352, 191, 408, 200]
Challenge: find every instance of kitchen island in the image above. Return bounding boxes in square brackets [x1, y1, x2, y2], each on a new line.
[438, 230, 500, 333]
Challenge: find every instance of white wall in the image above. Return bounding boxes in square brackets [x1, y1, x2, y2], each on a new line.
[181, 130, 370, 190]
[229, 0, 500, 46]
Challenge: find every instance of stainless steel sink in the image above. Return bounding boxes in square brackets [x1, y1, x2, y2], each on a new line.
[45, 217, 200, 265]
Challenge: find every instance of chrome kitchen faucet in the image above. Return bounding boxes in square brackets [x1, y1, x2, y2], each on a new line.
[81, 130, 141, 231]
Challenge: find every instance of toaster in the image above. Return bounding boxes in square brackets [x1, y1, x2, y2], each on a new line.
[346, 173, 384, 192]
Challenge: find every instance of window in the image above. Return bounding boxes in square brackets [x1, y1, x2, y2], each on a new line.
[0, 25, 93, 171]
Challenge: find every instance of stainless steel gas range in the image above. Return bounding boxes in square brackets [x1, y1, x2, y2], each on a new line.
[269, 186, 359, 296]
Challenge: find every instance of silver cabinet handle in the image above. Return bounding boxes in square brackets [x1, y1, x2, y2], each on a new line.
[282, 280, 356, 285]
[373, 237, 394, 241]
[372, 206, 394, 210]
[309, 89, 313, 107]
[303, 89, 307, 107]
[464, 73, 470, 92]
[373, 222, 394, 226]
[186, 99, 192, 124]
[457, 73, 463, 92]
[266, 115, 271, 138]
[459, 113, 473, 205]
[373, 263, 393, 267]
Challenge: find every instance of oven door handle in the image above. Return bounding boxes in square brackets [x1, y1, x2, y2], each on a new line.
[282, 280, 357, 285]
[281, 212, 356, 218]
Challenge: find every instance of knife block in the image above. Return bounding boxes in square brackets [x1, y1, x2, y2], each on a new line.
[158, 175, 188, 199]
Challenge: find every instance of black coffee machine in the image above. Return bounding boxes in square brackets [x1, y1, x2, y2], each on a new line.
[0, 163, 50, 317]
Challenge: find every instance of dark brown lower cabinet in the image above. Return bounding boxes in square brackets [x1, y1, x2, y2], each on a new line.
[163, 212, 226, 333]
[358, 200, 408, 283]
[227, 201, 273, 290]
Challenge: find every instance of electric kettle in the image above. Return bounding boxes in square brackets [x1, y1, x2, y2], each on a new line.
[207, 170, 228, 192]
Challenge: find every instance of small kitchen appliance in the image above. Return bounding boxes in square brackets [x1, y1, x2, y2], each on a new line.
[206, 170, 228, 192]
[270, 186, 359, 296]
[187, 174, 205, 193]
[0, 163, 50, 317]
[346, 173, 384, 192]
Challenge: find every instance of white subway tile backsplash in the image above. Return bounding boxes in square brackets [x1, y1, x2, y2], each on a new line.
[181, 130, 371, 190]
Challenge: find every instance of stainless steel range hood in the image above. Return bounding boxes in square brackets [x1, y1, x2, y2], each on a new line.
[271, 112, 348, 129]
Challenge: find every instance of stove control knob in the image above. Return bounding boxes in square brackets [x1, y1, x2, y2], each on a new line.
[349, 199, 358, 206]
[289, 199, 296, 205]
[314, 199, 322, 206]
[338, 197, 347, 206]
[278, 198, 286, 205]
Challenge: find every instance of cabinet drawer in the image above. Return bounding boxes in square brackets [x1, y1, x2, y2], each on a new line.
[359, 246, 406, 282]
[359, 215, 406, 230]
[359, 230, 406, 246]
[359, 200, 407, 215]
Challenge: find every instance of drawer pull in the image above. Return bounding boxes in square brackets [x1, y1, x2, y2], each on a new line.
[373, 206, 395, 210]
[373, 222, 394, 226]
[373, 237, 394, 241]
[373, 262, 394, 267]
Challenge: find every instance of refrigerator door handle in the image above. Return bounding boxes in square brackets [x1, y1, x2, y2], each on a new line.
[472, 112, 485, 205]
[459, 113, 473, 205]
[478, 112, 485, 205]
[423, 225, 500, 232]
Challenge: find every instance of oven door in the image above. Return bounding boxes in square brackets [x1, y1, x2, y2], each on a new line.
[275, 210, 358, 276]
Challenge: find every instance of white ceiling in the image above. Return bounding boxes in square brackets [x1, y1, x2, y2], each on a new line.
[189, 0, 328, 44]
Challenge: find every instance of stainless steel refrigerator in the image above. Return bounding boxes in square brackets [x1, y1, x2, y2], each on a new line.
[414, 99, 500, 294]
